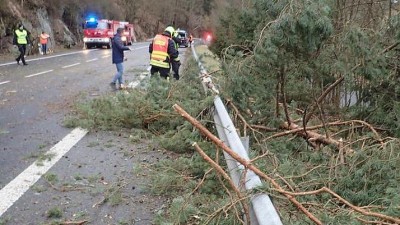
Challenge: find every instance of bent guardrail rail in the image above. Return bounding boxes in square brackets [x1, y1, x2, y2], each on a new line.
[191, 43, 283, 225]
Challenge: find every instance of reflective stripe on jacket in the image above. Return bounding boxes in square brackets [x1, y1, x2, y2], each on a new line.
[15, 30, 28, 44]
[150, 34, 170, 68]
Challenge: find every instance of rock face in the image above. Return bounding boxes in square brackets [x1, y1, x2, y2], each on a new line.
[36, 8, 55, 51]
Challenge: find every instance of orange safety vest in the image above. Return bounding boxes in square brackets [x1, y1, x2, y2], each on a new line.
[150, 34, 170, 68]
[40, 33, 49, 44]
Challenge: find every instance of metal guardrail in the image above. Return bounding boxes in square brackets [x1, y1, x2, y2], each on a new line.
[191, 43, 283, 225]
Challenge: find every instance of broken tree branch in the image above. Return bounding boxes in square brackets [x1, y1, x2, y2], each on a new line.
[173, 103, 323, 225]
[263, 120, 382, 147]
[274, 187, 400, 224]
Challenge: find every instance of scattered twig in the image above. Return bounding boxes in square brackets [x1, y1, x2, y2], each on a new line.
[226, 100, 263, 140]
[304, 76, 344, 125]
[60, 220, 88, 225]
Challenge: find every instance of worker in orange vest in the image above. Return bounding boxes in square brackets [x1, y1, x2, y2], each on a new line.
[39, 31, 50, 55]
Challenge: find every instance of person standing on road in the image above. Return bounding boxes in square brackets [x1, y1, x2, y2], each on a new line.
[13, 24, 30, 65]
[39, 31, 50, 55]
[149, 26, 179, 79]
[110, 28, 131, 90]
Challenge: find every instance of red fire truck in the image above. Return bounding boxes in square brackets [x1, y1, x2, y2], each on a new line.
[83, 18, 135, 49]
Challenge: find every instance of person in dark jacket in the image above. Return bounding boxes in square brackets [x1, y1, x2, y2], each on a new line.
[110, 28, 131, 90]
[13, 24, 30, 65]
[149, 26, 179, 79]
[171, 30, 181, 80]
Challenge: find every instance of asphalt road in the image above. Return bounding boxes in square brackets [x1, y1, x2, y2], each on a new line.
[0, 43, 182, 224]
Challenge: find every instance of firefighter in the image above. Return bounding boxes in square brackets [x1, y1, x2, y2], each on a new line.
[149, 26, 179, 79]
[171, 30, 181, 80]
[13, 24, 30, 65]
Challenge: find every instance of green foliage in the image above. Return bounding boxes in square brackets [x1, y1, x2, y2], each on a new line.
[147, 157, 198, 195]
[46, 207, 63, 219]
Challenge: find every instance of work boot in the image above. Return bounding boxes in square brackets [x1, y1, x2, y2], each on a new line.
[16, 59, 20, 65]
[109, 82, 117, 90]
[23, 63, 28, 66]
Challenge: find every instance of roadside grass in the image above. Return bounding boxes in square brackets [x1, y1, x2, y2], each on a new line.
[0, 216, 10, 225]
[32, 184, 47, 193]
[44, 173, 58, 184]
[0, 129, 9, 135]
[35, 152, 56, 166]
[86, 141, 100, 148]
[46, 207, 63, 218]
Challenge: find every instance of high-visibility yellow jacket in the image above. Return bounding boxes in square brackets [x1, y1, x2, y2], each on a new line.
[15, 29, 28, 44]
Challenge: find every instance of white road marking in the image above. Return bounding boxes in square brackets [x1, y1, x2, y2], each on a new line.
[0, 50, 98, 67]
[0, 128, 88, 217]
[86, 58, 98, 62]
[25, 70, 53, 78]
[62, 63, 80, 69]
[127, 72, 149, 89]
[0, 81, 10, 85]
[101, 55, 110, 58]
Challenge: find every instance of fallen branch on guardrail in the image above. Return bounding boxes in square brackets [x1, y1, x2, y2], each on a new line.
[173, 103, 399, 225]
[199, 72, 220, 94]
[173, 103, 323, 225]
[192, 142, 250, 225]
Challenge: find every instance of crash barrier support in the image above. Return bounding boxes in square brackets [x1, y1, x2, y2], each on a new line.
[191, 44, 283, 225]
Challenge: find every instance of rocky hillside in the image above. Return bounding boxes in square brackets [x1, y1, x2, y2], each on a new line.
[0, 0, 148, 55]
[0, 0, 224, 55]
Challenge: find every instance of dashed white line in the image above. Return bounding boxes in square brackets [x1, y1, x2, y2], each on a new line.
[62, 63, 81, 69]
[86, 58, 98, 62]
[101, 55, 110, 58]
[0, 49, 98, 67]
[0, 81, 10, 85]
[0, 127, 88, 217]
[25, 70, 53, 78]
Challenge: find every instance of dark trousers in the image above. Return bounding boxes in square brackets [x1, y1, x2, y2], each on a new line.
[171, 60, 180, 80]
[41, 43, 47, 55]
[150, 66, 170, 79]
[16, 44, 27, 64]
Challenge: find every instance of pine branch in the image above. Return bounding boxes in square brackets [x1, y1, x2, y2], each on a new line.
[173, 103, 323, 225]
